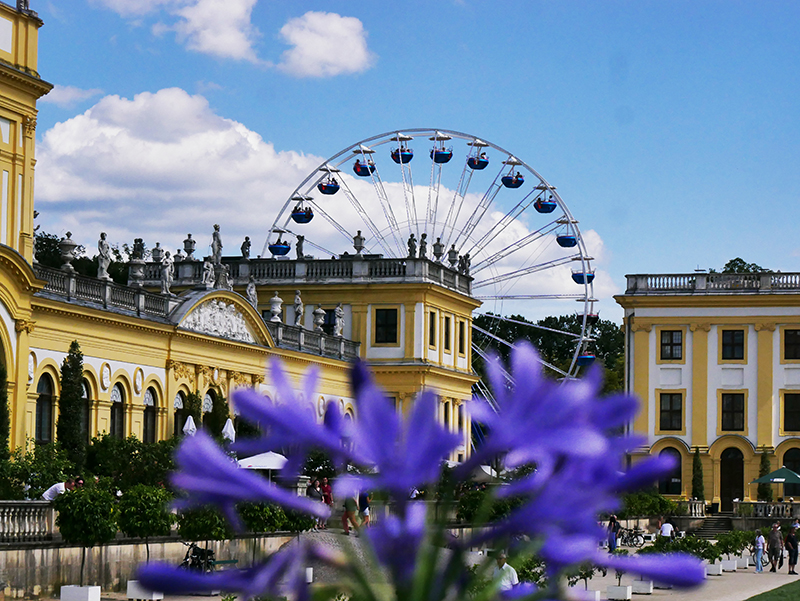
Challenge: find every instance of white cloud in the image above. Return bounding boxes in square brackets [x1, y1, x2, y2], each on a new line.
[277, 12, 376, 78]
[35, 88, 321, 255]
[95, 0, 261, 63]
[40, 85, 104, 108]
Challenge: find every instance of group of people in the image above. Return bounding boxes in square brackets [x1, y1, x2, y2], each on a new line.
[305, 478, 334, 530]
[41, 477, 85, 501]
[305, 478, 373, 535]
[754, 521, 800, 574]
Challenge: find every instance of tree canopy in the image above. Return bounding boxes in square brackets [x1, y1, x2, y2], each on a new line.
[713, 257, 771, 274]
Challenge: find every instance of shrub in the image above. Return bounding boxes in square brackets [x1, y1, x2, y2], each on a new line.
[238, 502, 286, 533]
[620, 489, 678, 518]
[57, 341, 86, 472]
[8, 442, 74, 499]
[118, 485, 175, 561]
[691, 448, 704, 500]
[178, 507, 232, 542]
[281, 509, 316, 532]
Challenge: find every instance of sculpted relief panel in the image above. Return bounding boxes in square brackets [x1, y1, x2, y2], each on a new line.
[180, 299, 257, 344]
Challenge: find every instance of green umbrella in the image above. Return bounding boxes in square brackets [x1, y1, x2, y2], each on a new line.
[751, 466, 800, 484]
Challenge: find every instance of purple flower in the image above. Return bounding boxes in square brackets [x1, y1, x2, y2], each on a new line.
[365, 501, 428, 584]
[171, 430, 328, 528]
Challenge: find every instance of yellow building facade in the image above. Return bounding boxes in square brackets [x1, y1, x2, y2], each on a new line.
[616, 272, 800, 511]
[0, 3, 477, 460]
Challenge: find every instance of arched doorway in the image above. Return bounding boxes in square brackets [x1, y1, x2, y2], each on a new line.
[658, 447, 682, 495]
[784, 448, 800, 497]
[720, 447, 744, 512]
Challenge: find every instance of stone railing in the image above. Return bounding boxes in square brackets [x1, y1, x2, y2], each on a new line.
[139, 256, 472, 296]
[0, 501, 55, 543]
[265, 321, 360, 361]
[625, 272, 800, 295]
[734, 501, 800, 519]
[681, 499, 706, 518]
[33, 264, 181, 319]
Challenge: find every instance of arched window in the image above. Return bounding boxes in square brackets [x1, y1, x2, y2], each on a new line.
[110, 384, 125, 439]
[658, 447, 682, 495]
[81, 380, 92, 442]
[173, 391, 186, 438]
[35, 374, 54, 444]
[143, 387, 157, 444]
[202, 391, 214, 427]
[785, 448, 800, 497]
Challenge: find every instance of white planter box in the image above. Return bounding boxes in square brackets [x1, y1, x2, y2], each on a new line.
[61, 586, 101, 601]
[736, 556, 749, 569]
[607, 585, 633, 600]
[706, 563, 723, 576]
[653, 582, 674, 589]
[721, 559, 737, 572]
[127, 581, 164, 601]
[632, 580, 653, 594]
[643, 533, 656, 543]
[570, 589, 600, 601]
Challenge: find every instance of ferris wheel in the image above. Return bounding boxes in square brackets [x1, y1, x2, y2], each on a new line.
[263, 128, 597, 384]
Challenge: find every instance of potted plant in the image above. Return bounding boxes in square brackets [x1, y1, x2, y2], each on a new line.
[715, 531, 739, 572]
[607, 550, 632, 600]
[55, 486, 117, 601]
[118, 484, 175, 600]
[567, 563, 599, 601]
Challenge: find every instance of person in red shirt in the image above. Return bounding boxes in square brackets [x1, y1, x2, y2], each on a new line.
[320, 477, 334, 529]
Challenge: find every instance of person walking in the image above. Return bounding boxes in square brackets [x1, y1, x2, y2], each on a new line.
[341, 494, 360, 536]
[755, 529, 766, 573]
[358, 490, 372, 528]
[786, 526, 798, 575]
[492, 553, 519, 591]
[768, 523, 784, 572]
[659, 519, 675, 539]
[306, 480, 325, 530]
[607, 515, 620, 552]
[320, 477, 334, 529]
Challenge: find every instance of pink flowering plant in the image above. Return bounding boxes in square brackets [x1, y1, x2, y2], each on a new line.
[138, 342, 705, 600]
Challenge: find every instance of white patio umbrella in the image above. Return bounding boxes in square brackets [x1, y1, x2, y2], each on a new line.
[222, 418, 236, 443]
[182, 415, 197, 437]
[237, 451, 288, 483]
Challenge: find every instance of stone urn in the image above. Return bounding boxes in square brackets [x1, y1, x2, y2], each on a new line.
[432, 237, 444, 262]
[269, 291, 283, 322]
[183, 233, 196, 261]
[59, 231, 78, 273]
[447, 244, 459, 268]
[353, 230, 365, 255]
[151, 242, 164, 263]
[313, 305, 326, 332]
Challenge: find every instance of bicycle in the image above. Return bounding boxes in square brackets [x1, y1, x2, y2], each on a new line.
[180, 541, 216, 572]
[618, 528, 645, 548]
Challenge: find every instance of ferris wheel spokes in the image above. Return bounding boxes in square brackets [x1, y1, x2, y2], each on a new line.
[472, 254, 581, 289]
[472, 324, 569, 378]
[449, 161, 508, 251]
[469, 220, 563, 274]
[337, 166, 399, 257]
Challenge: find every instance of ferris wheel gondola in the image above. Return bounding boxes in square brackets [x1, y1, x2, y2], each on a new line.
[265, 128, 597, 380]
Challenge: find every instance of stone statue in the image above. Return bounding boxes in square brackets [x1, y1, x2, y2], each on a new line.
[211, 224, 223, 265]
[183, 233, 196, 261]
[463, 253, 471, 276]
[160, 251, 174, 295]
[241, 236, 251, 260]
[32, 211, 39, 263]
[174, 248, 185, 262]
[244, 276, 257, 308]
[97, 232, 111, 280]
[407, 233, 417, 258]
[296, 235, 304, 260]
[457, 255, 465, 274]
[294, 290, 304, 327]
[202, 260, 214, 285]
[334, 302, 344, 337]
[419, 233, 427, 258]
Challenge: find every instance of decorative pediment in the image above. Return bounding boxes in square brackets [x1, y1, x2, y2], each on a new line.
[179, 299, 257, 344]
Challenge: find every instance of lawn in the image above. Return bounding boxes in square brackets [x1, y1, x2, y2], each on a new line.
[746, 579, 800, 600]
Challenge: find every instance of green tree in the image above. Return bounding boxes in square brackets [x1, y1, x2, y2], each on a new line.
[8, 442, 74, 499]
[303, 450, 336, 480]
[54, 486, 117, 585]
[185, 391, 202, 427]
[34, 231, 66, 269]
[758, 450, 773, 502]
[691, 447, 705, 501]
[57, 341, 86, 472]
[712, 258, 771, 274]
[118, 484, 174, 562]
[203, 390, 229, 438]
[178, 507, 232, 542]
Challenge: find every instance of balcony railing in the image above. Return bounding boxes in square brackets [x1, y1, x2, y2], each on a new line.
[0, 501, 55, 543]
[625, 272, 800, 295]
[265, 322, 360, 361]
[139, 256, 472, 296]
[734, 501, 800, 519]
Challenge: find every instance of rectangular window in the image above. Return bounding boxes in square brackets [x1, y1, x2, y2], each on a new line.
[786, 330, 800, 360]
[721, 393, 745, 431]
[375, 308, 398, 344]
[660, 330, 683, 360]
[429, 311, 436, 347]
[721, 329, 745, 360]
[659, 393, 682, 431]
[322, 309, 336, 336]
[458, 321, 466, 355]
[785, 394, 800, 432]
[444, 316, 451, 351]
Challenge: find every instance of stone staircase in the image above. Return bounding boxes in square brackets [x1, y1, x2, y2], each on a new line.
[693, 512, 734, 539]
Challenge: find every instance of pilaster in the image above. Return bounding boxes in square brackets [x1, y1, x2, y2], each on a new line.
[755, 322, 776, 448]
[690, 323, 710, 448]
[631, 320, 651, 436]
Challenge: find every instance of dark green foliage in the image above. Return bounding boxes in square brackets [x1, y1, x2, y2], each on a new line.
[57, 341, 86, 472]
[714, 530, 751, 559]
[455, 487, 524, 523]
[691, 448, 705, 501]
[238, 502, 286, 533]
[281, 508, 317, 532]
[54, 486, 117, 585]
[178, 507, 232, 541]
[234, 416, 261, 440]
[35, 231, 131, 283]
[8, 442, 74, 499]
[642, 534, 720, 563]
[203, 390, 229, 438]
[516, 555, 548, 587]
[185, 391, 202, 426]
[758, 451, 774, 502]
[303, 450, 336, 480]
[472, 313, 624, 391]
[566, 563, 597, 590]
[619, 488, 678, 518]
[717, 258, 771, 274]
[613, 549, 629, 585]
[0, 362, 10, 462]
[34, 231, 66, 269]
[118, 484, 174, 561]
[86, 434, 177, 492]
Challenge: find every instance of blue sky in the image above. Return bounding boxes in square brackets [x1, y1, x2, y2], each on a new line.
[29, 0, 800, 322]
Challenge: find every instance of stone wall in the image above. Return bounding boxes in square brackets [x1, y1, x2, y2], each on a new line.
[0, 534, 295, 598]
